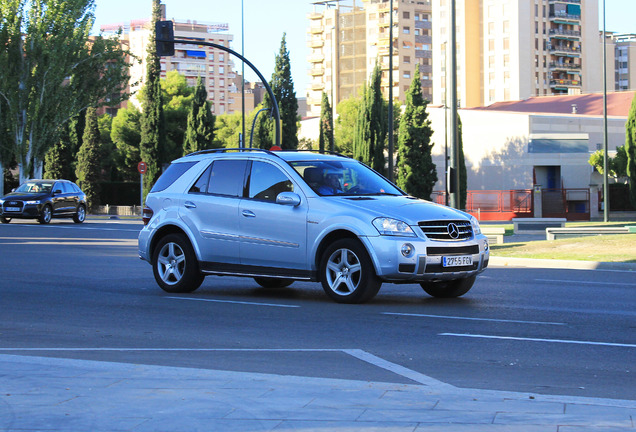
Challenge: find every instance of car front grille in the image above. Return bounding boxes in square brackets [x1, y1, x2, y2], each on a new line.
[2, 201, 25, 212]
[418, 220, 473, 241]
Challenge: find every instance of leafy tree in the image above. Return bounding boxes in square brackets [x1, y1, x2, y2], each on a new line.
[214, 111, 242, 148]
[75, 107, 102, 211]
[353, 61, 386, 173]
[0, 0, 131, 182]
[626, 93, 636, 207]
[183, 77, 216, 155]
[159, 71, 194, 161]
[334, 96, 361, 156]
[258, 34, 299, 149]
[43, 131, 73, 180]
[396, 66, 437, 199]
[139, 0, 166, 198]
[111, 105, 141, 181]
[319, 92, 334, 153]
[588, 147, 628, 179]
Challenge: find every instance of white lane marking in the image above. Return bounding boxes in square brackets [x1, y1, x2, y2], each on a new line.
[383, 312, 565, 326]
[440, 333, 636, 348]
[342, 349, 455, 389]
[166, 296, 300, 308]
[0, 224, 140, 232]
[536, 278, 636, 287]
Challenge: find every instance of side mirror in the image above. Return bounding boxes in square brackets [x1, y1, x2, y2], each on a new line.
[54, 189, 62, 195]
[276, 192, 301, 206]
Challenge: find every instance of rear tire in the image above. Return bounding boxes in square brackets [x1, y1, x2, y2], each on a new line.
[319, 238, 381, 304]
[420, 275, 476, 298]
[152, 233, 204, 293]
[73, 205, 86, 223]
[254, 277, 294, 289]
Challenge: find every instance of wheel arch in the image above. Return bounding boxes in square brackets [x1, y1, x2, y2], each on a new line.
[314, 229, 378, 282]
[149, 224, 197, 263]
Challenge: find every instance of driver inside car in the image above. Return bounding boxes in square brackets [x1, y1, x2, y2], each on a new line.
[318, 170, 343, 195]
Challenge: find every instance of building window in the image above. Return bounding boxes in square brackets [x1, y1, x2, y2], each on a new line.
[403, 26, 410, 34]
[403, 11, 409, 19]
[404, 56, 411, 64]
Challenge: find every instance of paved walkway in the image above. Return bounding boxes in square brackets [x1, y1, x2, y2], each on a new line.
[1, 354, 635, 431]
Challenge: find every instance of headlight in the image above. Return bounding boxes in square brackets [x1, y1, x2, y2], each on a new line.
[372, 217, 416, 237]
[470, 215, 482, 235]
[25, 200, 40, 205]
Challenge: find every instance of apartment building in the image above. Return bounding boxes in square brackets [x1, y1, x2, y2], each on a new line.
[101, 14, 235, 115]
[432, 0, 601, 108]
[610, 33, 636, 91]
[306, 0, 433, 117]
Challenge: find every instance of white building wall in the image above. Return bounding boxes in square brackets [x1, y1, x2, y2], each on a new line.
[427, 107, 627, 193]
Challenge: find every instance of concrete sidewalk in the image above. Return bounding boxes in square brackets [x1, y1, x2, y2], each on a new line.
[1, 354, 634, 431]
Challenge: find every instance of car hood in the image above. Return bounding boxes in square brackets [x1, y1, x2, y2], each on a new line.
[1, 192, 48, 201]
[331, 195, 470, 224]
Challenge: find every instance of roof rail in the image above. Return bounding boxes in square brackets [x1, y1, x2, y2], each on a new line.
[185, 148, 277, 157]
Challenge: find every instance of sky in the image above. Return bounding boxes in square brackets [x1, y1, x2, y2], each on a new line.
[91, 0, 636, 96]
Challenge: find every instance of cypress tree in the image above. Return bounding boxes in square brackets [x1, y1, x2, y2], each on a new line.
[183, 77, 216, 155]
[139, 0, 166, 198]
[396, 65, 437, 199]
[319, 92, 334, 153]
[75, 107, 102, 211]
[353, 61, 386, 173]
[259, 33, 299, 149]
[43, 129, 73, 180]
[458, 114, 468, 210]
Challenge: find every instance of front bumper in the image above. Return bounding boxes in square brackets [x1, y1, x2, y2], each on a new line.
[362, 234, 489, 282]
[1, 204, 42, 219]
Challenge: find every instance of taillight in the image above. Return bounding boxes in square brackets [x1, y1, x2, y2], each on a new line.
[142, 206, 154, 225]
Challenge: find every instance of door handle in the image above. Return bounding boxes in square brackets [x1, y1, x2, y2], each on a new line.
[184, 201, 197, 209]
[241, 210, 256, 218]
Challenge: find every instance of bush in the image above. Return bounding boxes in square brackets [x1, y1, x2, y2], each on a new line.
[98, 182, 141, 206]
[609, 183, 636, 211]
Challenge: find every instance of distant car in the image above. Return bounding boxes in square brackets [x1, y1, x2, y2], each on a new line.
[0, 179, 87, 224]
[138, 149, 489, 304]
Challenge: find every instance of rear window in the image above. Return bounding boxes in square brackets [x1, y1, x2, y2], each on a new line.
[150, 161, 197, 193]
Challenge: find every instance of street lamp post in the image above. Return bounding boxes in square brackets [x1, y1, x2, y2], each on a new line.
[602, 0, 609, 222]
[449, 0, 459, 209]
[388, 0, 394, 182]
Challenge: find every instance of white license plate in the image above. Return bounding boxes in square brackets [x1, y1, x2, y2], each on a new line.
[5, 207, 20, 212]
[442, 255, 473, 267]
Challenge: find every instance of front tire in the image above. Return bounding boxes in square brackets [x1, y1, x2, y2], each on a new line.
[152, 233, 204, 293]
[319, 238, 381, 304]
[0, 216, 10, 224]
[73, 205, 86, 223]
[420, 275, 476, 298]
[254, 277, 294, 289]
[38, 205, 52, 224]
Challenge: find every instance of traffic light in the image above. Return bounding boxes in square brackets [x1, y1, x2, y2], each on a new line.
[155, 20, 174, 57]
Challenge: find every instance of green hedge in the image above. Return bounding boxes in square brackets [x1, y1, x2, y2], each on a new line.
[609, 184, 636, 211]
[98, 182, 141, 206]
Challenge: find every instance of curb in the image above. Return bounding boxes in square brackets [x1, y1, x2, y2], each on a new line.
[490, 255, 636, 271]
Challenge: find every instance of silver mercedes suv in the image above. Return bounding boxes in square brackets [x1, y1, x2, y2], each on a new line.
[138, 149, 489, 303]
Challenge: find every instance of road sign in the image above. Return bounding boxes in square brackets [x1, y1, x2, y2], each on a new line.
[137, 161, 147, 174]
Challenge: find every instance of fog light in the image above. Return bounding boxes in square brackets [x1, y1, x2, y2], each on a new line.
[484, 241, 489, 251]
[401, 243, 414, 257]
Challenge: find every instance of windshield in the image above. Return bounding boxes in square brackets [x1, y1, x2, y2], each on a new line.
[290, 160, 403, 197]
[15, 181, 53, 194]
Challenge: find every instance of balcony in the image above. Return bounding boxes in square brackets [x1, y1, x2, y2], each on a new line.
[309, 39, 324, 48]
[549, 12, 581, 24]
[550, 78, 581, 88]
[549, 45, 581, 56]
[549, 0, 580, 4]
[548, 28, 581, 39]
[308, 54, 325, 63]
[308, 12, 323, 20]
[549, 62, 581, 72]
[310, 67, 325, 76]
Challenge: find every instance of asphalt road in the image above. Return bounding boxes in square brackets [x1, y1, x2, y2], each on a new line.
[0, 219, 634, 401]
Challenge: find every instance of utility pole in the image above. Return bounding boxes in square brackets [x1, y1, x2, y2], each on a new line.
[449, 0, 460, 209]
[388, 0, 394, 182]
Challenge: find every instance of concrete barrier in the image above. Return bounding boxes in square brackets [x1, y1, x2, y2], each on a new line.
[482, 227, 505, 244]
[546, 226, 633, 241]
[513, 217, 566, 234]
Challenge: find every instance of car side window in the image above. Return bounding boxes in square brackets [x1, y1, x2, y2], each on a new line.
[207, 160, 248, 197]
[189, 164, 212, 194]
[248, 161, 294, 203]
